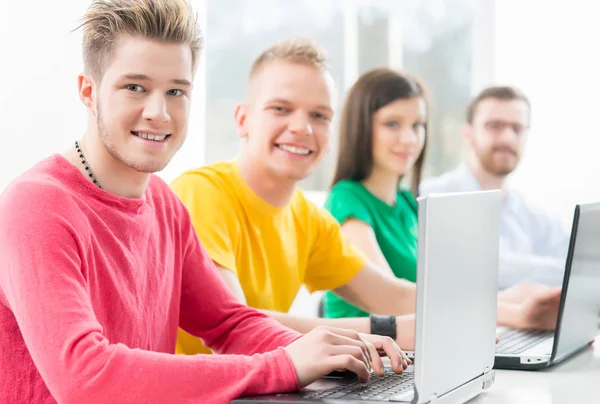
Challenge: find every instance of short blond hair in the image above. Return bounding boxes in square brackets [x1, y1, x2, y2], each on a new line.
[77, 0, 203, 80]
[249, 37, 331, 78]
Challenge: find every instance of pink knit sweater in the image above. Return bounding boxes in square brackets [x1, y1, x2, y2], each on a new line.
[0, 155, 301, 404]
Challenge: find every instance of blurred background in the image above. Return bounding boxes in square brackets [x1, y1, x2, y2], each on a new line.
[1, 0, 599, 229]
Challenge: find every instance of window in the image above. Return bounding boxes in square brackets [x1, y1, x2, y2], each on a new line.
[401, 0, 475, 177]
[202, 0, 479, 191]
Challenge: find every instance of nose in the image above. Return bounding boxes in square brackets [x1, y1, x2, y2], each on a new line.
[398, 127, 418, 145]
[498, 125, 519, 145]
[142, 93, 171, 123]
[288, 111, 313, 136]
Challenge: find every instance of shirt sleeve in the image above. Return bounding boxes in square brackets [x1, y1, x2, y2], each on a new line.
[419, 167, 478, 196]
[497, 251, 565, 289]
[177, 200, 302, 357]
[171, 172, 238, 273]
[0, 184, 300, 404]
[304, 203, 367, 293]
[325, 184, 374, 227]
[496, 198, 569, 289]
[527, 203, 571, 259]
[419, 177, 449, 196]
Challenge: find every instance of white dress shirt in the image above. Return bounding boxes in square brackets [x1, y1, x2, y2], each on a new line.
[420, 164, 570, 289]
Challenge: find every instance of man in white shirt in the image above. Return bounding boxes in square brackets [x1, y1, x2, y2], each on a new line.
[420, 86, 569, 289]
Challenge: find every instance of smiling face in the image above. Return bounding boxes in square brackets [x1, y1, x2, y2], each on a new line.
[235, 60, 336, 182]
[466, 98, 530, 176]
[371, 97, 427, 178]
[81, 34, 194, 173]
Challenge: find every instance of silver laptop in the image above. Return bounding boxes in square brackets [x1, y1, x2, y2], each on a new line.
[494, 202, 600, 370]
[232, 190, 501, 403]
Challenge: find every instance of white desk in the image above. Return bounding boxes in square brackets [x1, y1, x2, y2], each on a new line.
[470, 338, 600, 404]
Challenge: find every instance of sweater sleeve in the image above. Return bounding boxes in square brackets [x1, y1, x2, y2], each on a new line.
[0, 186, 299, 404]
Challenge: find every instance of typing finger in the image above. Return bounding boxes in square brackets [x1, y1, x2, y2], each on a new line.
[328, 354, 371, 384]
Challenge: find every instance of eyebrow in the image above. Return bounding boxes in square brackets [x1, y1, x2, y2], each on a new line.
[316, 105, 335, 115]
[122, 73, 192, 87]
[381, 114, 427, 122]
[265, 98, 334, 115]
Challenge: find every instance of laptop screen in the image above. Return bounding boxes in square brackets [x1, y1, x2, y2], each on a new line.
[553, 202, 600, 361]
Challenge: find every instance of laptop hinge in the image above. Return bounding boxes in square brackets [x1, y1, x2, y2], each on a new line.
[481, 367, 495, 390]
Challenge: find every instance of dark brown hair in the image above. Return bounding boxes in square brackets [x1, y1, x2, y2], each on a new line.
[466, 86, 530, 123]
[331, 68, 428, 196]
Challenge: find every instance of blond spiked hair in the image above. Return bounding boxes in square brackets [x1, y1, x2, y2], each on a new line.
[249, 37, 331, 78]
[77, 0, 203, 80]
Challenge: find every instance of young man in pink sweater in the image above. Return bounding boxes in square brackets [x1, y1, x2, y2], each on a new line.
[0, 1, 409, 403]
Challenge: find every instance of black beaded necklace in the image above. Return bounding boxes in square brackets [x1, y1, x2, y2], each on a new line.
[74, 140, 103, 189]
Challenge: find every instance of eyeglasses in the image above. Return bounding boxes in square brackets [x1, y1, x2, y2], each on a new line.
[484, 120, 529, 136]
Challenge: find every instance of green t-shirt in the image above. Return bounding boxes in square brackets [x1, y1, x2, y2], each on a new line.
[322, 179, 418, 318]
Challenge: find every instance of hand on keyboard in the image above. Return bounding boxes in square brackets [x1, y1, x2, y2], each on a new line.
[284, 326, 373, 386]
[517, 285, 561, 330]
[283, 326, 409, 388]
[359, 333, 411, 375]
[498, 283, 561, 330]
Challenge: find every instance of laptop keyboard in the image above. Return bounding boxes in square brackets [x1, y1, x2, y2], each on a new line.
[299, 368, 415, 402]
[496, 328, 554, 355]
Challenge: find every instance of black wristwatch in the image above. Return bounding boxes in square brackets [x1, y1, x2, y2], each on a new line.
[370, 314, 397, 340]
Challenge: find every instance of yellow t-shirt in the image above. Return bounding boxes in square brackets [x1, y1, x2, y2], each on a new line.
[171, 160, 366, 355]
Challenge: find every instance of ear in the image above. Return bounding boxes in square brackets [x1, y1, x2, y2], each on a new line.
[462, 122, 473, 146]
[234, 104, 250, 139]
[78, 73, 97, 115]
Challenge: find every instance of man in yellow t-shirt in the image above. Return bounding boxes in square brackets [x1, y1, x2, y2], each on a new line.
[172, 38, 562, 355]
[173, 159, 364, 314]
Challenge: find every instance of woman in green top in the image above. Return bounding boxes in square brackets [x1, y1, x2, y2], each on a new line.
[323, 68, 427, 318]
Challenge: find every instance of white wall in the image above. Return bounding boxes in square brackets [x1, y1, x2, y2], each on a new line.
[2, 0, 599, 230]
[493, 0, 600, 227]
[0, 1, 87, 191]
[0, 0, 206, 192]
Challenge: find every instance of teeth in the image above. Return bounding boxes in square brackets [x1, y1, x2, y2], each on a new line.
[135, 132, 168, 142]
[278, 144, 311, 155]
